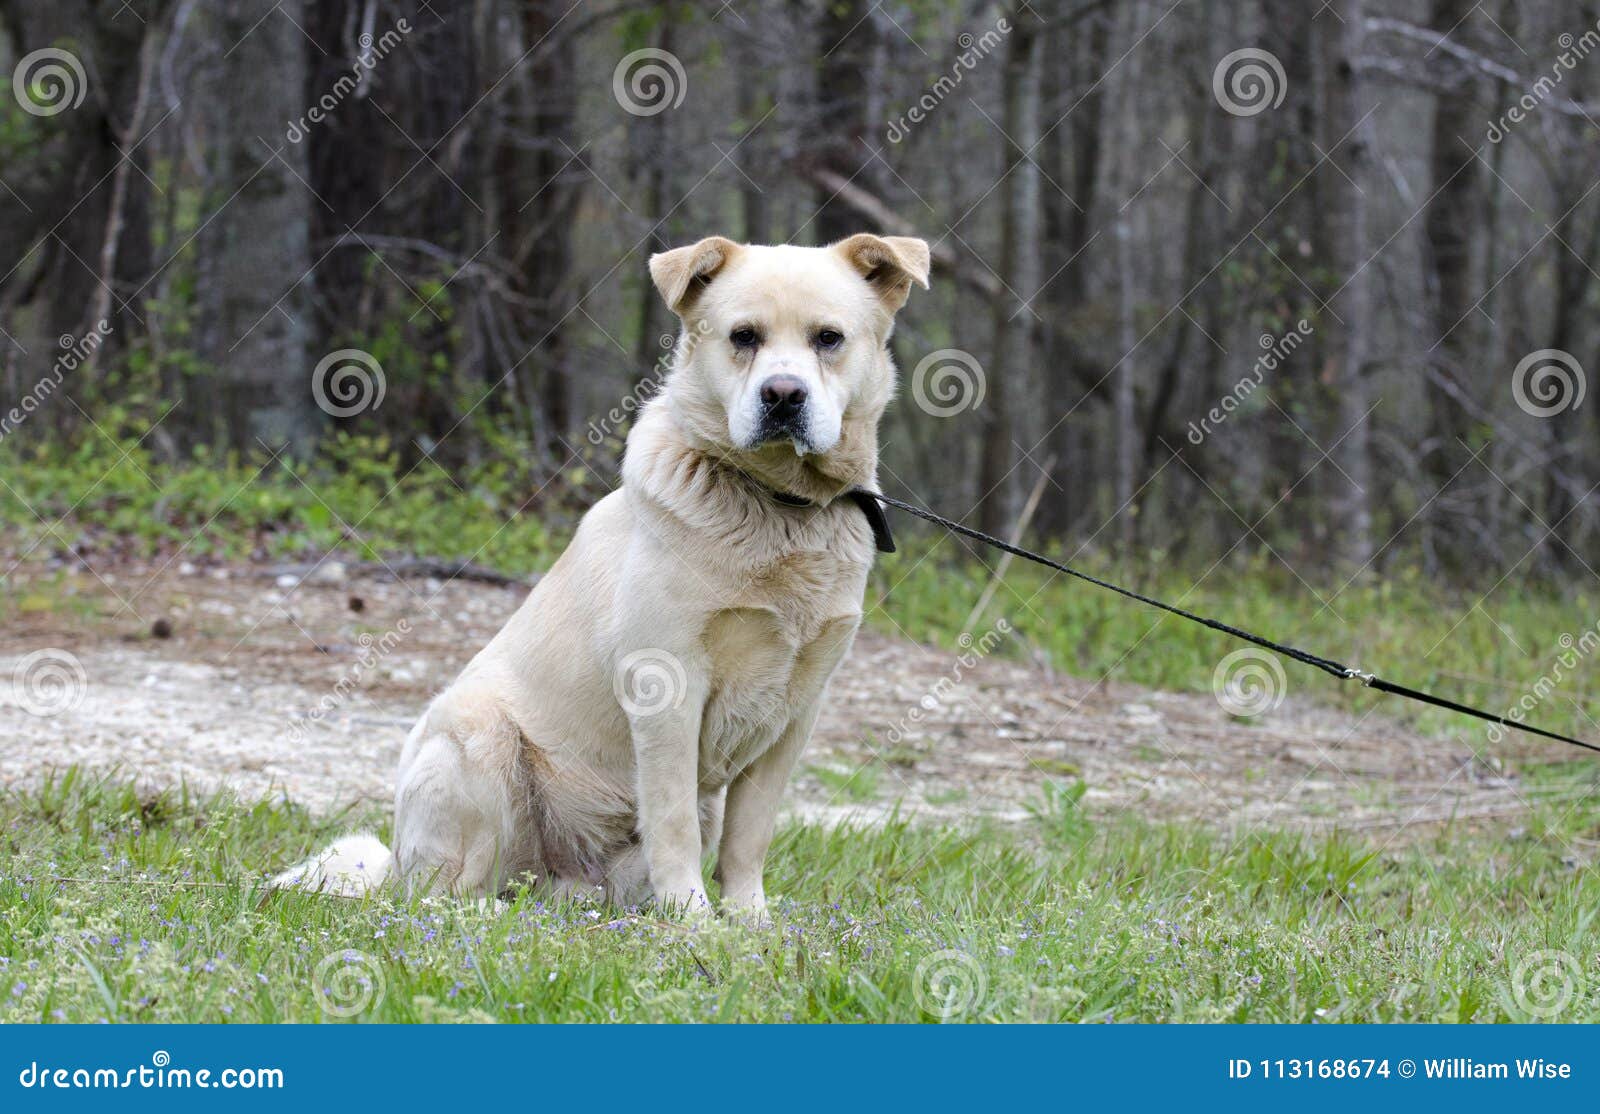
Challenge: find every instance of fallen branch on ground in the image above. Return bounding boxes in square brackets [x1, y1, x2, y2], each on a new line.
[256, 558, 536, 589]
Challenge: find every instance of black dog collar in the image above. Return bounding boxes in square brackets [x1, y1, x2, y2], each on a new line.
[764, 486, 896, 554]
[846, 489, 896, 554]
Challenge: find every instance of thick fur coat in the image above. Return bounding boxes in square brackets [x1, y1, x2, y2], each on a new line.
[275, 233, 931, 917]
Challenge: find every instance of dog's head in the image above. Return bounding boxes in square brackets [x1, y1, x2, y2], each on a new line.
[649, 234, 929, 482]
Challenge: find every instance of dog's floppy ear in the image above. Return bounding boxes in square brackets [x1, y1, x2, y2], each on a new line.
[649, 236, 742, 315]
[832, 233, 932, 311]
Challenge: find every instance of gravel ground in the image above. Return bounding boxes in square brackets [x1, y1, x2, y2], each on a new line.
[0, 559, 1528, 834]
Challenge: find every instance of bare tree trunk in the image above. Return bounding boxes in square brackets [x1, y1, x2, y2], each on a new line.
[737, 66, 770, 243]
[1318, 0, 1374, 570]
[977, 8, 1043, 537]
[305, 0, 386, 349]
[406, 0, 478, 452]
[1040, 7, 1109, 540]
[523, 0, 577, 440]
[83, 12, 156, 368]
[1542, 204, 1591, 551]
[198, 0, 318, 454]
[1479, 54, 1512, 553]
[812, 0, 879, 243]
[630, 15, 675, 387]
[1109, 0, 1149, 550]
[1145, 84, 1228, 476]
[1113, 216, 1136, 549]
[1422, 0, 1481, 544]
[2, 0, 162, 396]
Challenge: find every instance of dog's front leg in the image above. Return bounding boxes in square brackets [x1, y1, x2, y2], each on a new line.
[628, 666, 714, 916]
[715, 700, 821, 918]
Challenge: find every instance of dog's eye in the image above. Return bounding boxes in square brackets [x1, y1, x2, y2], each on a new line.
[730, 327, 760, 348]
[815, 329, 844, 350]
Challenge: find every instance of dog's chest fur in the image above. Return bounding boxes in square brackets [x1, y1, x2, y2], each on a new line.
[696, 548, 863, 788]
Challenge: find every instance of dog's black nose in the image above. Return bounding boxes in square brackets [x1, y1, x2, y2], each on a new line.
[759, 375, 808, 421]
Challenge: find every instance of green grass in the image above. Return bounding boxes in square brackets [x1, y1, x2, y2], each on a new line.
[807, 761, 884, 802]
[0, 425, 574, 574]
[2, 768, 1597, 1023]
[5, 435, 1600, 1023]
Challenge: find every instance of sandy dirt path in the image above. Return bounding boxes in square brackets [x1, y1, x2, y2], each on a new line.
[0, 561, 1524, 834]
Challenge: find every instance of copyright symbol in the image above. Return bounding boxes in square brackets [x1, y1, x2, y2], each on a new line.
[1399, 1059, 1415, 1078]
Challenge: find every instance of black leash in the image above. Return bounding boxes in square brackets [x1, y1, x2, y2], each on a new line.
[858, 489, 1600, 758]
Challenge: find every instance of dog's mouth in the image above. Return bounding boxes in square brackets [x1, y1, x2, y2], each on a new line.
[752, 432, 811, 456]
[751, 414, 812, 455]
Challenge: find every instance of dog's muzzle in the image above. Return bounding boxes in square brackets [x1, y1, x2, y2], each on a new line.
[754, 374, 810, 450]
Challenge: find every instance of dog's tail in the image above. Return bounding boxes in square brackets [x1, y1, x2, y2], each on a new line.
[270, 833, 392, 897]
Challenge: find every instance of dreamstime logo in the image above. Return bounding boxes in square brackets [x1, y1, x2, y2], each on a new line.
[911, 349, 986, 417]
[289, 619, 411, 742]
[885, 16, 1012, 142]
[1186, 319, 1313, 445]
[12, 47, 87, 117]
[1512, 949, 1583, 1019]
[1511, 349, 1586, 417]
[313, 949, 386, 1018]
[1486, 19, 1600, 143]
[286, 17, 413, 143]
[311, 348, 386, 417]
[1487, 620, 1600, 745]
[883, 619, 1010, 746]
[1212, 648, 1286, 717]
[613, 48, 687, 116]
[11, 649, 87, 717]
[16, 1049, 284, 1090]
[1212, 48, 1286, 117]
[913, 949, 987, 1020]
[586, 317, 714, 445]
[0, 320, 113, 444]
[613, 649, 687, 718]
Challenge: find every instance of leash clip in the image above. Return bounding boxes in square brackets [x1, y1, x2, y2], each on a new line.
[1344, 667, 1377, 687]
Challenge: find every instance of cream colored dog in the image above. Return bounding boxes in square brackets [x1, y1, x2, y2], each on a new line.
[275, 232, 930, 916]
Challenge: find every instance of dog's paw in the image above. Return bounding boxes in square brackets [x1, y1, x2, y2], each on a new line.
[654, 887, 717, 927]
[720, 889, 768, 928]
[715, 880, 769, 927]
[720, 904, 772, 930]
